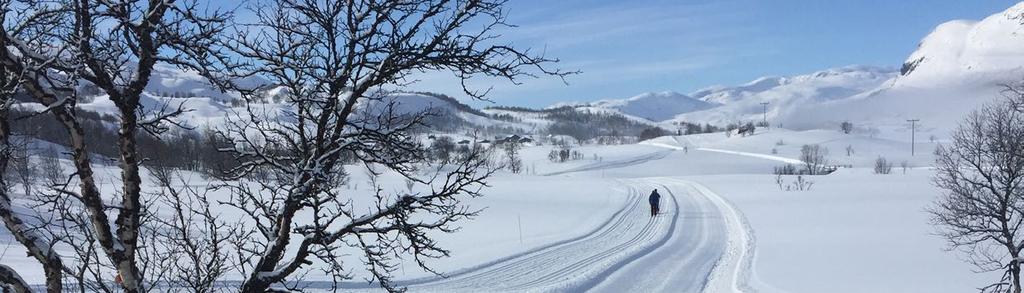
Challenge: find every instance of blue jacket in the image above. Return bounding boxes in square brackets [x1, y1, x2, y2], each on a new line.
[649, 190, 661, 205]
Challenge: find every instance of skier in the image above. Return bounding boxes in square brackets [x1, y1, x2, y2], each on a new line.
[649, 189, 661, 217]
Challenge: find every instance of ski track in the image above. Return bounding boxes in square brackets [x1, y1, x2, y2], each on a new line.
[642, 140, 805, 165]
[541, 149, 674, 176]
[399, 184, 674, 292]
[339, 179, 750, 293]
[586, 180, 730, 293]
[323, 176, 752, 293]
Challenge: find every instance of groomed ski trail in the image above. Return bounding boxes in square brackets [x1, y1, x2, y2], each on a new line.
[404, 183, 676, 292]
[584, 178, 755, 293]
[542, 149, 674, 176]
[384, 179, 755, 293]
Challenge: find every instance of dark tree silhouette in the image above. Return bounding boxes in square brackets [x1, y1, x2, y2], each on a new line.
[930, 94, 1024, 293]
[0, 0, 232, 291]
[208, 0, 570, 291]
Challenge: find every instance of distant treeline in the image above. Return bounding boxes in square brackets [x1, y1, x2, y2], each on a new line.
[9, 108, 235, 174]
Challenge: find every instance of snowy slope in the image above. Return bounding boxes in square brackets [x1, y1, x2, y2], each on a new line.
[669, 66, 897, 127]
[145, 64, 268, 102]
[896, 2, 1024, 87]
[652, 2, 1024, 132]
[762, 3, 1024, 131]
[586, 91, 717, 121]
[689, 66, 895, 105]
[1, 124, 993, 293]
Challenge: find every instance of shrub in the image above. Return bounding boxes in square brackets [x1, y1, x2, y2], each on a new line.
[874, 156, 893, 174]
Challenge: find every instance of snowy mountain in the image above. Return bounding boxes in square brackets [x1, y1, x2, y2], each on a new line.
[144, 64, 269, 101]
[689, 66, 896, 105]
[657, 2, 1024, 133]
[547, 66, 896, 129]
[896, 2, 1024, 87]
[585, 91, 717, 121]
[39, 2, 1024, 138]
[669, 66, 896, 127]
[768, 2, 1024, 132]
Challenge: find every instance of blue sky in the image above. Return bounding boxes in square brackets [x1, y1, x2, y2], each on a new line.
[216, 0, 1020, 108]
[405, 0, 1019, 108]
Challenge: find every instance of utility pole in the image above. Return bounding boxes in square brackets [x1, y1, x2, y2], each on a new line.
[760, 102, 769, 128]
[907, 119, 919, 156]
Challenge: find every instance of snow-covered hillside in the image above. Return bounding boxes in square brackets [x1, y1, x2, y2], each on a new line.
[760, 2, 1024, 132]
[10, 127, 990, 293]
[669, 66, 896, 127]
[585, 91, 717, 121]
[29, 2, 1024, 138]
[658, 2, 1024, 132]
[897, 2, 1024, 87]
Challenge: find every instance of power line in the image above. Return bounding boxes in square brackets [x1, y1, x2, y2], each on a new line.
[760, 102, 769, 127]
[907, 119, 920, 156]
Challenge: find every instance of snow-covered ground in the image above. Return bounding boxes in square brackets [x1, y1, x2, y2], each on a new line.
[8, 2, 1024, 291]
[0, 125, 998, 292]
[368, 127, 990, 292]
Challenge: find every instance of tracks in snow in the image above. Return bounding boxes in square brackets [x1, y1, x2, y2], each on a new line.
[541, 149, 674, 176]
[408, 184, 676, 292]
[338, 179, 754, 293]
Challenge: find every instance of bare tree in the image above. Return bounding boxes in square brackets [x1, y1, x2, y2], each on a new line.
[840, 121, 853, 134]
[930, 99, 1024, 293]
[430, 136, 456, 164]
[0, 49, 64, 293]
[38, 146, 64, 185]
[504, 141, 522, 174]
[800, 144, 829, 175]
[6, 138, 34, 197]
[207, 0, 568, 291]
[874, 156, 893, 175]
[1003, 83, 1024, 113]
[0, 0, 232, 291]
[145, 167, 231, 293]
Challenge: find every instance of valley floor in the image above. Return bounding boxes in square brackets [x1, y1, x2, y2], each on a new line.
[1, 129, 997, 292]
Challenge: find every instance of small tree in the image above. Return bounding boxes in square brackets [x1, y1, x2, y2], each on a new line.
[6, 140, 34, 196]
[39, 147, 64, 185]
[840, 121, 854, 134]
[800, 144, 829, 175]
[773, 164, 797, 175]
[504, 142, 523, 174]
[930, 99, 1024, 293]
[430, 136, 456, 163]
[639, 127, 666, 141]
[874, 156, 893, 174]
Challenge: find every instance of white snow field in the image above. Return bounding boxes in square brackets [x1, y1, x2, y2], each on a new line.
[7, 2, 1024, 292]
[2, 128, 994, 292]
[318, 127, 986, 292]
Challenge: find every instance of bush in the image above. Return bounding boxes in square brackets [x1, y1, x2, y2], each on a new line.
[840, 121, 853, 134]
[874, 156, 893, 174]
[638, 127, 667, 141]
[800, 144, 829, 175]
[773, 164, 798, 175]
[774, 174, 814, 191]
